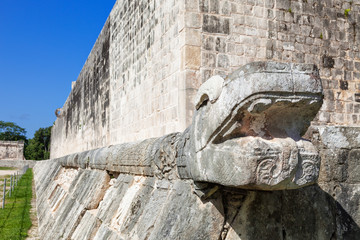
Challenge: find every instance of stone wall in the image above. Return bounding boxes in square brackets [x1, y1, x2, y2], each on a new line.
[51, 0, 188, 158]
[34, 126, 360, 239]
[0, 159, 36, 168]
[317, 126, 360, 238]
[50, 18, 111, 158]
[51, 0, 359, 158]
[108, 0, 186, 144]
[185, 0, 360, 125]
[34, 160, 224, 240]
[0, 140, 24, 160]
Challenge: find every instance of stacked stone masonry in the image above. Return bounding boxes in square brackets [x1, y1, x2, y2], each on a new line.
[186, 0, 360, 125]
[51, 0, 359, 158]
[51, 0, 188, 158]
[0, 140, 24, 160]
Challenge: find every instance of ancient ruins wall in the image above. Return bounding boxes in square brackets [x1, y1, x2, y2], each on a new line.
[108, 0, 186, 145]
[0, 159, 36, 168]
[51, 0, 187, 158]
[0, 141, 24, 160]
[41, 1, 360, 238]
[34, 126, 360, 239]
[51, 0, 359, 158]
[50, 18, 111, 158]
[185, 0, 360, 125]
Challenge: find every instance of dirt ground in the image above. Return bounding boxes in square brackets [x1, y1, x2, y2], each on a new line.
[0, 170, 18, 177]
[0, 169, 19, 199]
[26, 177, 39, 240]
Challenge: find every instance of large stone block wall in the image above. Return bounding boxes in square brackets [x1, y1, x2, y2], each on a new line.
[108, 0, 186, 144]
[51, 0, 188, 158]
[51, 0, 360, 158]
[184, 0, 360, 125]
[34, 126, 360, 239]
[50, 19, 111, 157]
[0, 140, 24, 160]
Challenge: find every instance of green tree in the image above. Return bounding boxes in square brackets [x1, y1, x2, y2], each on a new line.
[24, 126, 52, 160]
[0, 121, 27, 141]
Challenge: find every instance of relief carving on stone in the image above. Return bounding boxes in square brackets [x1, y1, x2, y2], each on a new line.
[180, 61, 323, 190]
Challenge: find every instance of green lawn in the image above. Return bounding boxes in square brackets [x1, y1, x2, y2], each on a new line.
[0, 169, 33, 239]
[0, 167, 17, 171]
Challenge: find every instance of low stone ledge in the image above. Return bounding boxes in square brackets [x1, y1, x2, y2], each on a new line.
[0, 159, 37, 168]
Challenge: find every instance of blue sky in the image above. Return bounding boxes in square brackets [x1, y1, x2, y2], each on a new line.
[0, 0, 116, 138]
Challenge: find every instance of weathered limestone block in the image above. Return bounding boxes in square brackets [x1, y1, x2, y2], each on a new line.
[318, 126, 360, 150]
[71, 211, 100, 240]
[222, 186, 336, 240]
[316, 125, 360, 238]
[347, 149, 360, 183]
[34, 160, 111, 239]
[34, 163, 224, 239]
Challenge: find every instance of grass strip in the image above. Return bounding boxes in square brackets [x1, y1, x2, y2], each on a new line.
[0, 169, 33, 239]
[0, 167, 17, 170]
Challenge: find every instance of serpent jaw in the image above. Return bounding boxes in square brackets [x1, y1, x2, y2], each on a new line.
[182, 62, 323, 190]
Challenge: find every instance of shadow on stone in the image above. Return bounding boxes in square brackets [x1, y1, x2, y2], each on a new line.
[208, 184, 360, 240]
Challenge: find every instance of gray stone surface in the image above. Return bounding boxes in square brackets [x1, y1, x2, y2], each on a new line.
[316, 126, 360, 238]
[34, 163, 224, 239]
[34, 154, 360, 239]
[318, 126, 360, 149]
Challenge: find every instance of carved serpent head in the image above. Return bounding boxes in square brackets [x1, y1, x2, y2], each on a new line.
[182, 61, 323, 190]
